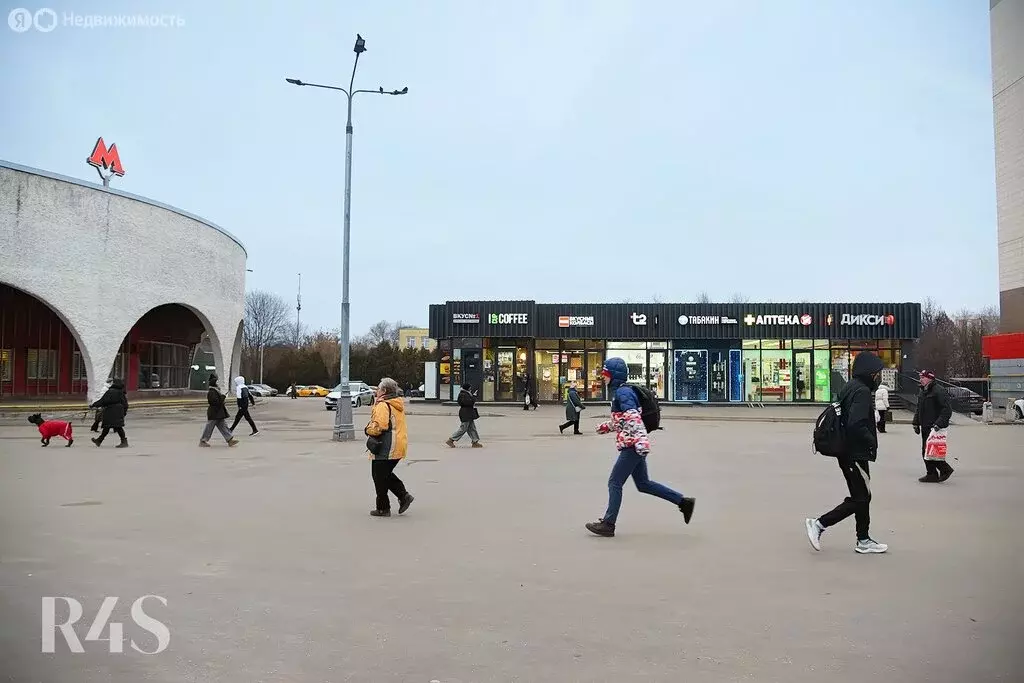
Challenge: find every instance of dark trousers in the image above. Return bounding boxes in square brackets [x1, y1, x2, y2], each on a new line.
[91, 411, 101, 431]
[921, 430, 952, 476]
[96, 426, 126, 444]
[371, 459, 408, 512]
[876, 411, 886, 433]
[819, 458, 871, 541]
[602, 447, 683, 525]
[230, 406, 257, 433]
[559, 417, 581, 433]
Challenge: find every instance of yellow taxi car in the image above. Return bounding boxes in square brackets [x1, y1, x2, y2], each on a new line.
[296, 385, 330, 398]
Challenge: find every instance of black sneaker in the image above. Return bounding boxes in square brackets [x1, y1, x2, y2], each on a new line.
[679, 497, 696, 524]
[585, 519, 615, 537]
[369, 509, 391, 517]
[918, 473, 940, 483]
[937, 466, 954, 482]
[91, 437, 102, 447]
[398, 494, 414, 514]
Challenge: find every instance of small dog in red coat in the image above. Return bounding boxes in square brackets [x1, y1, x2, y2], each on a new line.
[28, 413, 74, 447]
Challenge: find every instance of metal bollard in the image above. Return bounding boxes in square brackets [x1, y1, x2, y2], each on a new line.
[982, 401, 993, 423]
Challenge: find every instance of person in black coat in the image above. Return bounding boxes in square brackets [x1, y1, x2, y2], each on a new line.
[90, 379, 129, 448]
[559, 383, 585, 434]
[522, 373, 538, 410]
[912, 370, 954, 482]
[805, 352, 888, 554]
[229, 376, 260, 436]
[446, 382, 483, 448]
[199, 376, 238, 447]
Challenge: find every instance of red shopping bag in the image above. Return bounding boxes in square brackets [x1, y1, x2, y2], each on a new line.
[924, 428, 948, 461]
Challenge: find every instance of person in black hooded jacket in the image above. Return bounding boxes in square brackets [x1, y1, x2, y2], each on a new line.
[805, 352, 888, 554]
[89, 379, 129, 448]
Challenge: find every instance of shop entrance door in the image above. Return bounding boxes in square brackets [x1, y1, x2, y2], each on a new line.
[793, 350, 813, 402]
[648, 350, 668, 400]
[496, 348, 516, 401]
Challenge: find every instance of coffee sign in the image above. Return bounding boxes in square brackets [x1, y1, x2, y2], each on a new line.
[489, 312, 529, 325]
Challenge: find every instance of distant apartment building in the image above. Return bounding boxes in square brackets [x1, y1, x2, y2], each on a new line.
[992, 0, 1024, 332]
[397, 327, 436, 351]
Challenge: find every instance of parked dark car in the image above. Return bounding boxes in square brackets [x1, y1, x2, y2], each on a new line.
[945, 386, 985, 415]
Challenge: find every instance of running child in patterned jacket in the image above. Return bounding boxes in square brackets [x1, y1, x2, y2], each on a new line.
[585, 357, 694, 537]
[27, 413, 74, 447]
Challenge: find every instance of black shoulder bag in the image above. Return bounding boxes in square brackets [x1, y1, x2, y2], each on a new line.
[365, 404, 393, 457]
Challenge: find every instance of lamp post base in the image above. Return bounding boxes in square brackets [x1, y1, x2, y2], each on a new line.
[332, 398, 356, 442]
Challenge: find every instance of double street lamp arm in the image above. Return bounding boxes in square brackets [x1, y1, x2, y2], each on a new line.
[284, 34, 407, 443]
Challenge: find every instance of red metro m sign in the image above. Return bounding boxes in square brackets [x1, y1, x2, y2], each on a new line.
[87, 137, 125, 186]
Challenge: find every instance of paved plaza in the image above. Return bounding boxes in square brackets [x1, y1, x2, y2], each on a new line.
[0, 399, 1021, 682]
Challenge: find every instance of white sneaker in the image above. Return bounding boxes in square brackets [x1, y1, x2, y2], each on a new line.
[805, 518, 823, 551]
[855, 538, 888, 554]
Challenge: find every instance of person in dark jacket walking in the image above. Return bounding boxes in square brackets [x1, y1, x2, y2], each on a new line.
[446, 382, 483, 448]
[912, 370, 954, 483]
[229, 376, 260, 436]
[585, 358, 695, 537]
[200, 376, 238, 447]
[805, 352, 888, 554]
[559, 383, 585, 434]
[90, 379, 129, 448]
[521, 373, 538, 410]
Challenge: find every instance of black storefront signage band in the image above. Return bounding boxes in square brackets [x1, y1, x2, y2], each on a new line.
[430, 302, 921, 341]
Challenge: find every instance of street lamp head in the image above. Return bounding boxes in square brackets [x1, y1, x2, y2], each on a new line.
[285, 78, 303, 86]
[354, 34, 366, 54]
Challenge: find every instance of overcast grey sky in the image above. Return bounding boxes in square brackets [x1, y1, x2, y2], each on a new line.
[0, 0, 997, 335]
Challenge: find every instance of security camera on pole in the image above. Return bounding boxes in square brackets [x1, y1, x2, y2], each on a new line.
[285, 34, 409, 442]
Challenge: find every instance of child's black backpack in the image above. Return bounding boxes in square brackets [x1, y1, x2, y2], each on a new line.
[626, 384, 662, 433]
[812, 402, 846, 457]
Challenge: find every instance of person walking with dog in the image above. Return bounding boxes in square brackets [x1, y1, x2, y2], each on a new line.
[90, 379, 129, 448]
[199, 375, 238, 447]
[912, 370, 953, 483]
[585, 358, 695, 537]
[446, 382, 483, 448]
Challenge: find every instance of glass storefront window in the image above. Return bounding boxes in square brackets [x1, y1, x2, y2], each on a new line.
[830, 348, 851, 400]
[483, 348, 495, 401]
[535, 350, 560, 402]
[673, 350, 708, 401]
[536, 339, 558, 350]
[759, 350, 792, 402]
[729, 350, 744, 402]
[563, 349, 586, 400]
[607, 341, 647, 350]
[742, 340, 759, 350]
[814, 350, 831, 401]
[792, 339, 813, 349]
[760, 340, 782, 350]
[793, 351, 813, 400]
[617, 348, 647, 384]
[709, 350, 729, 402]
[814, 339, 830, 349]
[649, 350, 668, 399]
[742, 350, 761, 402]
[586, 340, 605, 350]
[496, 348, 516, 400]
[648, 342, 668, 349]
[586, 350, 605, 401]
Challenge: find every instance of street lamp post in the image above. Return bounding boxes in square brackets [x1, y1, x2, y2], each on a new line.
[286, 34, 408, 442]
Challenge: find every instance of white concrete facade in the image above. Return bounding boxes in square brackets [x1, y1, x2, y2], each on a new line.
[992, 0, 1024, 331]
[0, 161, 246, 401]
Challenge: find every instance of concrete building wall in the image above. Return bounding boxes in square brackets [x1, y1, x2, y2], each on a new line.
[992, 0, 1024, 332]
[0, 161, 247, 401]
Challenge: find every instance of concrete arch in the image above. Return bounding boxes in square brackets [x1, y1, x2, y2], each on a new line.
[230, 319, 244, 384]
[0, 281, 96, 397]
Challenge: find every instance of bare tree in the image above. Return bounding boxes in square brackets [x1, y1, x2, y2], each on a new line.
[695, 291, 712, 304]
[244, 290, 290, 354]
[917, 299, 956, 379]
[364, 320, 395, 346]
[306, 329, 341, 384]
[728, 293, 750, 304]
[280, 320, 307, 348]
[950, 306, 999, 377]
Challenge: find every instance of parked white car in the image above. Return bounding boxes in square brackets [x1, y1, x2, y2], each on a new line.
[325, 382, 376, 410]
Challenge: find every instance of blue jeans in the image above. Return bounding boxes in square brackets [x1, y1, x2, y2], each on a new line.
[603, 447, 683, 524]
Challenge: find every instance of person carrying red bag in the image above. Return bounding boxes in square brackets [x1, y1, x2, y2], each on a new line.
[912, 370, 953, 483]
